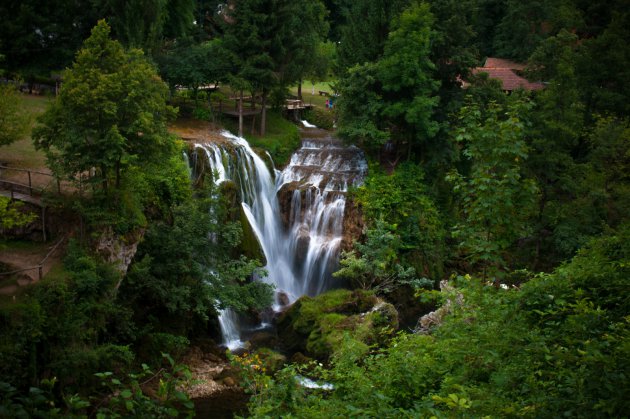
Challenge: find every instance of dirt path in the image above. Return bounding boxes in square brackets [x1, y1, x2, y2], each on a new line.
[0, 238, 66, 295]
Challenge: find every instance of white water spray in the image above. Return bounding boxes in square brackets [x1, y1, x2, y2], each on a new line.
[193, 127, 366, 345]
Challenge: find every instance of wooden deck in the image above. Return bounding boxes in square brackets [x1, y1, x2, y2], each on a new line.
[285, 99, 313, 110]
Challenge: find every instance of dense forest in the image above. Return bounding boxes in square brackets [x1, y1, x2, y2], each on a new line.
[1, 0, 628, 417]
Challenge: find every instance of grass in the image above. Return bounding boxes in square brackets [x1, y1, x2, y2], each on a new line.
[172, 82, 340, 166]
[0, 238, 51, 251]
[1, 94, 50, 169]
[1, 94, 52, 191]
[222, 110, 301, 167]
[289, 81, 338, 109]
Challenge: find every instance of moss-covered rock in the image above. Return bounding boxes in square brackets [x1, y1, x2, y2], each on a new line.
[239, 206, 265, 264]
[253, 347, 287, 373]
[277, 289, 398, 359]
[303, 107, 335, 130]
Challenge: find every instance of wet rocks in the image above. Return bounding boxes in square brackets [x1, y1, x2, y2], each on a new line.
[414, 280, 464, 333]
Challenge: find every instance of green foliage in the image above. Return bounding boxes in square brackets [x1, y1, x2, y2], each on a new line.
[158, 38, 232, 94]
[377, 2, 440, 151]
[302, 107, 335, 130]
[0, 354, 194, 418]
[585, 116, 630, 229]
[96, 0, 195, 53]
[523, 29, 630, 267]
[0, 379, 70, 418]
[335, 0, 409, 71]
[120, 176, 272, 339]
[448, 98, 538, 274]
[277, 289, 397, 359]
[353, 162, 446, 279]
[335, 219, 416, 293]
[0, 241, 135, 392]
[92, 354, 194, 418]
[427, 0, 479, 116]
[33, 20, 177, 194]
[0, 0, 99, 77]
[336, 63, 389, 152]
[576, 9, 630, 116]
[240, 111, 301, 166]
[307, 41, 336, 84]
[0, 197, 37, 229]
[248, 227, 630, 417]
[0, 83, 32, 147]
[493, 0, 558, 61]
[337, 1, 439, 158]
[221, 0, 328, 134]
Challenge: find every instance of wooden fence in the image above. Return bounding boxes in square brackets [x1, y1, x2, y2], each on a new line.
[0, 165, 61, 198]
[0, 235, 66, 281]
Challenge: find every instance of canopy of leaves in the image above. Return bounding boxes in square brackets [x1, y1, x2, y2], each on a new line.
[337, 1, 439, 157]
[247, 227, 630, 417]
[0, 84, 32, 147]
[448, 98, 538, 273]
[33, 20, 177, 193]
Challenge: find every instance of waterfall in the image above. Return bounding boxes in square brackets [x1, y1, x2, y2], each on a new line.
[217, 308, 244, 351]
[193, 126, 366, 345]
[276, 129, 367, 300]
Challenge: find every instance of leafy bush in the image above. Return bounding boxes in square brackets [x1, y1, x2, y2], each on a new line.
[303, 107, 334, 130]
[352, 162, 446, 281]
[247, 227, 630, 417]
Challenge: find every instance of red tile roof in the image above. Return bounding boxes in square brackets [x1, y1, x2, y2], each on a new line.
[483, 57, 526, 71]
[469, 58, 545, 91]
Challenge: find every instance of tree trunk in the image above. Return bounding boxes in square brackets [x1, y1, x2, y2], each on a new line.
[297, 79, 303, 101]
[260, 90, 267, 136]
[101, 164, 108, 194]
[115, 159, 121, 189]
[238, 90, 244, 138]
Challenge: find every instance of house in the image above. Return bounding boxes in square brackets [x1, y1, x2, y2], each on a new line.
[466, 57, 545, 92]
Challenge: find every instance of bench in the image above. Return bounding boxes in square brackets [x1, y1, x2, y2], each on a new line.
[318, 90, 329, 96]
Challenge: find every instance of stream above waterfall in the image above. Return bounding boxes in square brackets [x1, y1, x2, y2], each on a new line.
[191, 123, 366, 347]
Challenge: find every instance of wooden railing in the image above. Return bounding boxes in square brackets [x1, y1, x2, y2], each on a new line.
[0, 235, 66, 281]
[0, 165, 66, 199]
[0, 165, 61, 198]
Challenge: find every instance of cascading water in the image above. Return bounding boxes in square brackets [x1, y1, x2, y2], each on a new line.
[193, 123, 366, 347]
[217, 308, 244, 351]
[276, 126, 367, 300]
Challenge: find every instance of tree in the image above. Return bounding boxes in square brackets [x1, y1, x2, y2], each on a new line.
[33, 20, 177, 193]
[0, 83, 32, 147]
[120, 180, 273, 337]
[526, 30, 586, 265]
[94, 0, 196, 53]
[353, 163, 446, 279]
[447, 98, 538, 275]
[335, 219, 416, 294]
[283, 1, 329, 100]
[220, 0, 279, 137]
[377, 1, 439, 158]
[577, 10, 630, 117]
[0, 0, 100, 79]
[426, 0, 479, 120]
[221, 0, 327, 136]
[158, 38, 233, 99]
[492, 0, 558, 61]
[0, 197, 37, 229]
[335, 0, 409, 72]
[337, 1, 439, 159]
